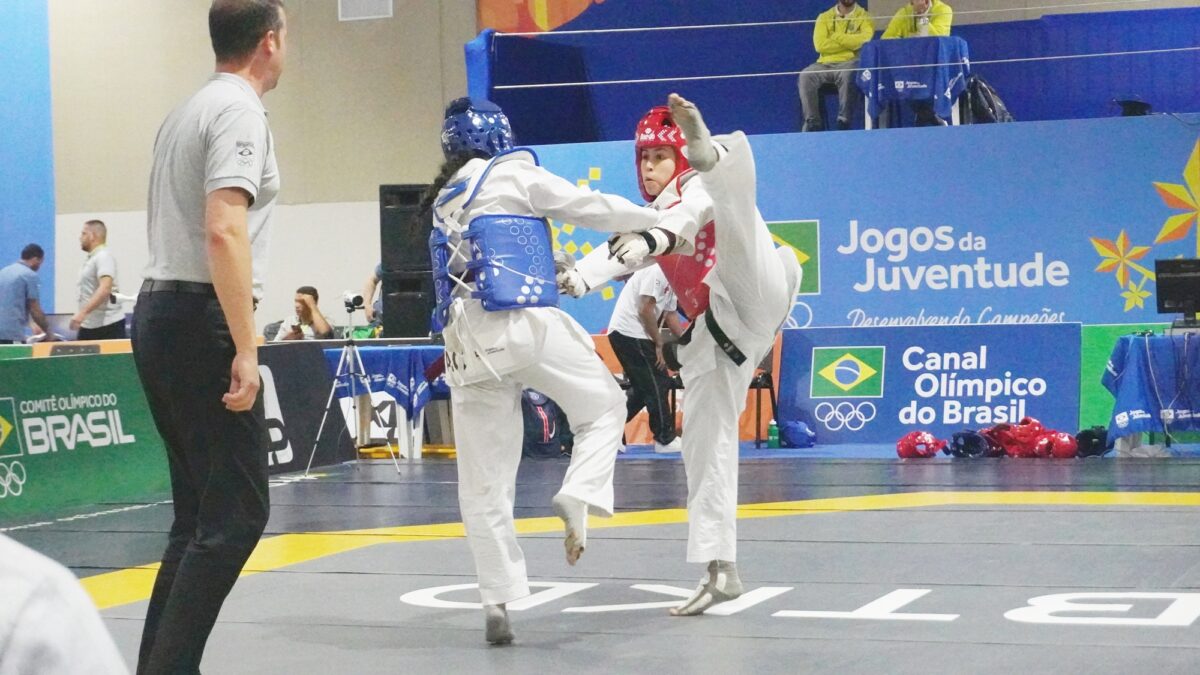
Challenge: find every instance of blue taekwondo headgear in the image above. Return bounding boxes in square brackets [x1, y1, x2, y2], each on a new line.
[441, 97, 514, 160]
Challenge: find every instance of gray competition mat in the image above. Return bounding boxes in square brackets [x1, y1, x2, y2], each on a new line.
[10, 457, 1200, 674]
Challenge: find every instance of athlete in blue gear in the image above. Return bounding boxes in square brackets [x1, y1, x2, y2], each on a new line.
[424, 97, 662, 644]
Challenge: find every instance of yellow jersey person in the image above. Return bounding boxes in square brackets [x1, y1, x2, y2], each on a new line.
[882, 0, 953, 39]
[798, 0, 874, 131]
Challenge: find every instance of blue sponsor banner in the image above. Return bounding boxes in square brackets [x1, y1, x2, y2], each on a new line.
[778, 324, 1081, 444]
[535, 114, 1200, 334]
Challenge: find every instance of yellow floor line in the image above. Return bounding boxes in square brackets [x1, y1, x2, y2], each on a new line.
[83, 490, 1200, 610]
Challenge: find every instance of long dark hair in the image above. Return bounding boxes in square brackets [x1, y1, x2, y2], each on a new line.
[417, 152, 482, 222]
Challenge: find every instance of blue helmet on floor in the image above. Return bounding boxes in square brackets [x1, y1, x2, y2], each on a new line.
[441, 97, 514, 159]
[947, 430, 1004, 458]
[781, 420, 816, 448]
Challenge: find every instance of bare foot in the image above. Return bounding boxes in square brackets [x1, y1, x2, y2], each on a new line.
[668, 93, 718, 172]
[551, 493, 587, 566]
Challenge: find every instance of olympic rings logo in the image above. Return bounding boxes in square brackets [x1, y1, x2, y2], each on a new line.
[783, 301, 814, 330]
[0, 461, 26, 499]
[814, 402, 877, 432]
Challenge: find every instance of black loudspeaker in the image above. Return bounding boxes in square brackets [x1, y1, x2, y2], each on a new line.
[379, 184, 432, 272]
[381, 272, 435, 338]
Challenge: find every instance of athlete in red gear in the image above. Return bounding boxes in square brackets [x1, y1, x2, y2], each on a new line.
[563, 94, 802, 615]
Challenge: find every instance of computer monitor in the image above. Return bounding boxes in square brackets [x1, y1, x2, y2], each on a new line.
[43, 313, 75, 338]
[21, 312, 131, 342]
[1155, 259, 1200, 324]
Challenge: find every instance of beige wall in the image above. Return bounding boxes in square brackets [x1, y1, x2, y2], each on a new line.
[49, 0, 475, 326]
[55, 204, 386, 332]
[868, 0, 1197, 25]
[49, 0, 474, 213]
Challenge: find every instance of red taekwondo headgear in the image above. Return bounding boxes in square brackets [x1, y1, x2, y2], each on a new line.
[1036, 431, 1079, 459]
[896, 431, 946, 458]
[635, 105, 691, 202]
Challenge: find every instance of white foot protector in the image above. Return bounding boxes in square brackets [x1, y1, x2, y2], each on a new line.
[485, 603, 514, 645]
[551, 493, 588, 566]
[668, 93, 718, 172]
[669, 560, 744, 616]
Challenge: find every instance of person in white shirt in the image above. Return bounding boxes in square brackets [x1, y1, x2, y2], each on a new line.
[71, 220, 126, 340]
[273, 285, 333, 341]
[607, 266, 685, 452]
[0, 534, 129, 675]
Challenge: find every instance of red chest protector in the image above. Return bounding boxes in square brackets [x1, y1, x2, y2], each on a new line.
[635, 105, 716, 317]
[656, 220, 716, 319]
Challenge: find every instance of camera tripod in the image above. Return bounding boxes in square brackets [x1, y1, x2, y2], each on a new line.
[305, 305, 403, 476]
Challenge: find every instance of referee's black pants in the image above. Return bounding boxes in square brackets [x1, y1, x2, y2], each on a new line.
[78, 318, 127, 340]
[131, 289, 269, 675]
[609, 330, 677, 445]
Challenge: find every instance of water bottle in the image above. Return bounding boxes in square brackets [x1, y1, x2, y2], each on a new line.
[917, 16, 931, 37]
[767, 419, 780, 448]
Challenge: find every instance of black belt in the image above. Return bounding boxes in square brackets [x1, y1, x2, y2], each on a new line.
[664, 308, 747, 369]
[703, 309, 747, 366]
[140, 279, 216, 297]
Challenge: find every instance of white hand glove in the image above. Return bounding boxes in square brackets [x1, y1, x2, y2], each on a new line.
[557, 268, 589, 298]
[608, 233, 651, 266]
[553, 249, 576, 274]
[608, 227, 676, 266]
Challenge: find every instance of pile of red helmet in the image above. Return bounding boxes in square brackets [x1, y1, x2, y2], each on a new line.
[897, 417, 1080, 459]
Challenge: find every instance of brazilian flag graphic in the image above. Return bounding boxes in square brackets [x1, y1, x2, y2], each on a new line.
[0, 398, 22, 458]
[767, 220, 819, 295]
[811, 347, 885, 398]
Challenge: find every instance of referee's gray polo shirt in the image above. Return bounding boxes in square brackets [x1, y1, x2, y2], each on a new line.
[143, 73, 280, 300]
[77, 246, 124, 329]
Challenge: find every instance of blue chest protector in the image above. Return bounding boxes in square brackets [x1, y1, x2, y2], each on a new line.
[429, 150, 559, 331]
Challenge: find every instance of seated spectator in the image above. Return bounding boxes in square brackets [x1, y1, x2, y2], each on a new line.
[0, 534, 129, 674]
[798, 0, 874, 132]
[883, 0, 955, 126]
[882, 0, 953, 40]
[273, 285, 334, 341]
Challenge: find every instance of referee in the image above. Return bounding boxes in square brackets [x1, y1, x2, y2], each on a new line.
[131, 1, 286, 672]
[71, 220, 126, 340]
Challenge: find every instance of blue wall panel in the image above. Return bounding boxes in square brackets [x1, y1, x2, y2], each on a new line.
[490, 0, 841, 142]
[0, 0, 56, 309]
[484, 6, 1200, 144]
[955, 10, 1200, 122]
